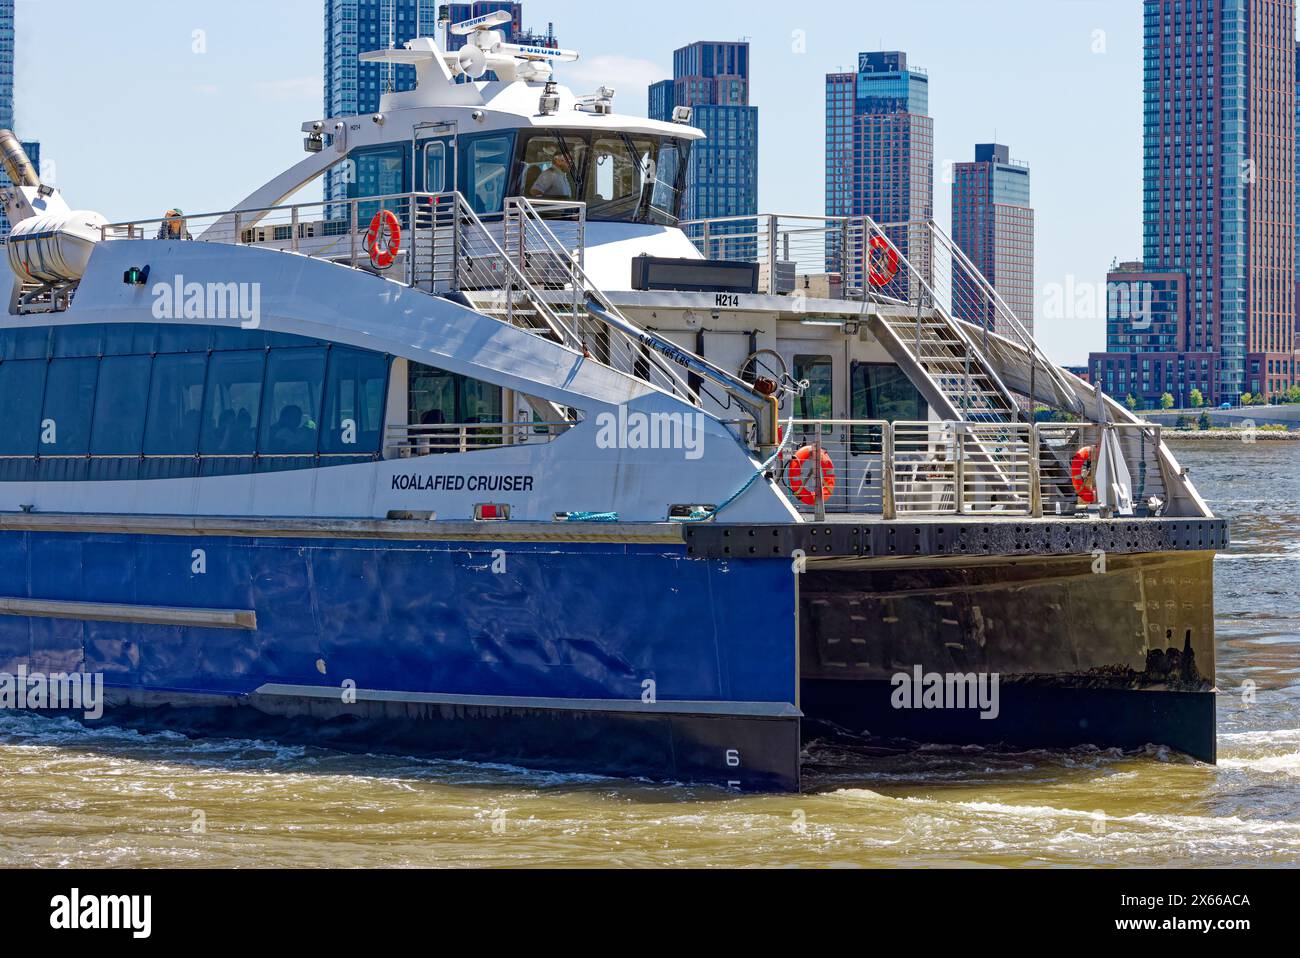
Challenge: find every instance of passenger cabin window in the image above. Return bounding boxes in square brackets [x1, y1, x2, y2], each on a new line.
[260, 348, 327, 457]
[408, 363, 503, 425]
[0, 325, 392, 482]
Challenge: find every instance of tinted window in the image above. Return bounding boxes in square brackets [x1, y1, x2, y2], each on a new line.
[408, 362, 501, 427]
[851, 362, 928, 422]
[157, 325, 212, 353]
[103, 324, 157, 356]
[39, 359, 98, 455]
[3, 327, 50, 360]
[200, 351, 265, 456]
[0, 360, 47, 455]
[321, 348, 389, 454]
[91, 355, 151, 455]
[424, 141, 447, 193]
[0, 324, 394, 479]
[260, 348, 326, 455]
[54, 324, 104, 358]
[465, 134, 514, 214]
[144, 353, 206, 455]
[351, 146, 408, 199]
[794, 355, 834, 421]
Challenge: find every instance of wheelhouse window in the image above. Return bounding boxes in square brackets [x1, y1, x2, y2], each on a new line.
[518, 132, 587, 202]
[348, 145, 409, 203]
[423, 141, 448, 193]
[512, 130, 691, 225]
[463, 133, 515, 215]
[346, 145, 411, 226]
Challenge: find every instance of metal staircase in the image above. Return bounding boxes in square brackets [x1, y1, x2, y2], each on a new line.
[871, 308, 1022, 424]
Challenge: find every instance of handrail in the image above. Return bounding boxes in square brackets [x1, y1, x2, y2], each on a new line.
[505, 196, 700, 405]
[920, 218, 1083, 416]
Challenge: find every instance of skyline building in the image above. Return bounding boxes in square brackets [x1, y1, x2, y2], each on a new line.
[825, 52, 934, 278]
[0, 0, 40, 239]
[649, 40, 758, 235]
[951, 143, 1035, 337]
[323, 1, 557, 202]
[1093, 0, 1296, 406]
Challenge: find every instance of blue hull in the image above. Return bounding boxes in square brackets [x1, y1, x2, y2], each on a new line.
[0, 528, 802, 790]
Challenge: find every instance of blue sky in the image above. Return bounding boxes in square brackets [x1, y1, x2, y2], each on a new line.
[17, 0, 1154, 363]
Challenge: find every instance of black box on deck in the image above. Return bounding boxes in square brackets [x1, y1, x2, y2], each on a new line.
[631, 256, 759, 294]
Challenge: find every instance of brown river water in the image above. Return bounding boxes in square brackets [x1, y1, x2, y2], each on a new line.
[1, 440, 1297, 868]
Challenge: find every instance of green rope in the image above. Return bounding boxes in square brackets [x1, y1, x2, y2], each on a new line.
[564, 512, 620, 523]
[675, 419, 796, 523]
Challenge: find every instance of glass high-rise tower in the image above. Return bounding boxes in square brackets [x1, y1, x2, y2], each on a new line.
[824, 52, 933, 272]
[951, 143, 1034, 337]
[1139, 0, 1295, 402]
[323, 1, 556, 202]
[1092, 0, 1296, 406]
[649, 41, 758, 228]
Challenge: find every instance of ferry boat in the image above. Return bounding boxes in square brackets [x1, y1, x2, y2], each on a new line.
[0, 13, 1225, 790]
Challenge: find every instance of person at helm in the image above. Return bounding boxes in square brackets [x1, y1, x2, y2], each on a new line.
[157, 209, 192, 241]
[529, 151, 575, 200]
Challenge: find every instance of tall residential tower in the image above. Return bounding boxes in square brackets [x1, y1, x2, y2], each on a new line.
[323, 1, 556, 202]
[1093, 0, 1296, 406]
[824, 52, 933, 268]
[951, 143, 1035, 336]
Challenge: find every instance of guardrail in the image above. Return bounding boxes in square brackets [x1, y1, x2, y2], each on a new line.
[779, 419, 1168, 520]
[502, 197, 701, 407]
[101, 192, 712, 412]
[385, 420, 577, 458]
[678, 212, 1085, 420]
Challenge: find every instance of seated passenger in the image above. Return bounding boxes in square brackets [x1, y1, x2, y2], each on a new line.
[214, 409, 237, 452]
[270, 405, 311, 451]
[232, 408, 255, 452]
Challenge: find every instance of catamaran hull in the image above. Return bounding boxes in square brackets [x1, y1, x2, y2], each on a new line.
[0, 522, 1220, 790]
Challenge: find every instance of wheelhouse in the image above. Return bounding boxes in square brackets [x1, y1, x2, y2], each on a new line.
[340, 128, 692, 224]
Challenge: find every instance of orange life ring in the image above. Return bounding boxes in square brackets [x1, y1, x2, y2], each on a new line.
[1071, 446, 1097, 504]
[365, 210, 401, 270]
[867, 234, 900, 288]
[787, 445, 836, 506]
